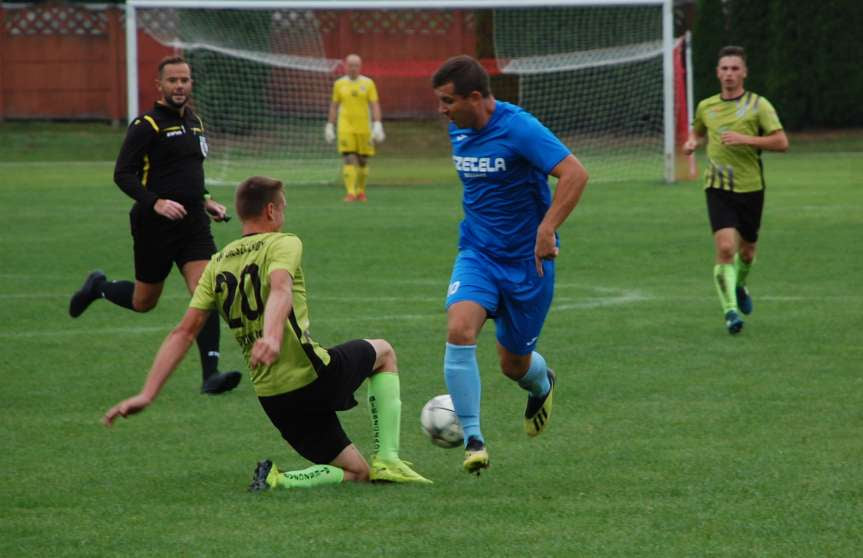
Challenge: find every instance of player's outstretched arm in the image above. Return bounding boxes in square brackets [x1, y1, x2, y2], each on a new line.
[102, 308, 210, 426]
[249, 270, 294, 368]
[534, 154, 589, 275]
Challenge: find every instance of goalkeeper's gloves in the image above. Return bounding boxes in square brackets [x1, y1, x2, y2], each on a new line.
[324, 122, 335, 143]
[372, 121, 386, 143]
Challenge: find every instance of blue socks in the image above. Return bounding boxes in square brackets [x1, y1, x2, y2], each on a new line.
[517, 351, 550, 398]
[444, 346, 550, 446]
[443, 343, 483, 446]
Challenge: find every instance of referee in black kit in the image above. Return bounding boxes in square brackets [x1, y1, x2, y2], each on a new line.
[70, 55, 241, 395]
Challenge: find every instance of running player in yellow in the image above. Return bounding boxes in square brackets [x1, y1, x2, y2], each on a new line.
[102, 176, 430, 489]
[684, 45, 788, 334]
[325, 54, 384, 202]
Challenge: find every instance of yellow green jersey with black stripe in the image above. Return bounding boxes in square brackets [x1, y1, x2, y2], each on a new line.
[692, 91, 783, 192]
[190, 232, 331, 397]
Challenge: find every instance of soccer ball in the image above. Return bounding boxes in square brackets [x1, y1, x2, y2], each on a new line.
[420, 394, 464, 449]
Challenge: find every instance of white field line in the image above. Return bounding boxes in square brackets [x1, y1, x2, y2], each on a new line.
[3, 289, 859, 339]
[3, 291, 854, 302]
[1, 314, 439, 339]
[0, 293, 445, 302]
[0, 288, 645, 339]
[553, 290, 651, 310]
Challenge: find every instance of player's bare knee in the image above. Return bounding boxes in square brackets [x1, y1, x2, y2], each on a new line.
[367, 339, 397, 372]
[446, 322, 479, 345]
[716, 242, 736, 261]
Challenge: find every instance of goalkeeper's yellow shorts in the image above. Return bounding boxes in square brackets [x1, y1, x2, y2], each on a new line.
[338, 130, 375, 156]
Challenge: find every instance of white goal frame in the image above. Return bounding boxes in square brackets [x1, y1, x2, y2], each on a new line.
[126, 0, 676, 182]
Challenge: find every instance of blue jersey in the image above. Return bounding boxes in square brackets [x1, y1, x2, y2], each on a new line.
[448, 101, 570, 260]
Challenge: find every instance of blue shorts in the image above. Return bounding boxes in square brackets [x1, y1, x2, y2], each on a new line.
[445, 249, 554, 355]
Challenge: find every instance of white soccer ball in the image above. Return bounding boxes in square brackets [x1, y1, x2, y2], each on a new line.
[420, 394, 464, 449]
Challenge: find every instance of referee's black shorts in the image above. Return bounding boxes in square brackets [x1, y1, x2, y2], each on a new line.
[130, 203, 217, 283]
[258, 339, 377, 465]
[705, 187, 765, 243]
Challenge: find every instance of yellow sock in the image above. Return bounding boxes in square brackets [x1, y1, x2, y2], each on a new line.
[356, 165, 369, 195]
[343, 165, 357, 196]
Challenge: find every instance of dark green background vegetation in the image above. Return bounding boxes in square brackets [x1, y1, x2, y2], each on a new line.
[692, 0, 863, 129]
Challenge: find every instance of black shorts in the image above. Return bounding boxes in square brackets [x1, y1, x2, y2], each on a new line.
[705, 187, 765, 243]
[257, 339, 377, 464]
[129, 203, 217, 283]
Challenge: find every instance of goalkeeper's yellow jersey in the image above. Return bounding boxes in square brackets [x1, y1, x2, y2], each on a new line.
[692, 91, 783, 193]
[332, 75, 379, 134]
[190, 232, 331, 397]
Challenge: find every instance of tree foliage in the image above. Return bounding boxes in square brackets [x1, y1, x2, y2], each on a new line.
[692, 0, 862, 129]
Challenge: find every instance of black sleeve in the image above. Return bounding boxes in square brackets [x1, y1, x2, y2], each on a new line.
[113, 120, 160, 208]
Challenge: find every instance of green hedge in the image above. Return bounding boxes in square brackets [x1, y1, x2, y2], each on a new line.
[692, 0, 863, 129]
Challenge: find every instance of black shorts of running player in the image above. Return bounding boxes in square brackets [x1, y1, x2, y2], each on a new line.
[129, 202, 217, 283]
[705, 187, 765, 243]
[257, 339, 377, 465]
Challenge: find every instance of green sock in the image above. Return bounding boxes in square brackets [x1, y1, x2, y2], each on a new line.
[713, 263, 738, 313]
[275, 464, 344, 489]
[367, 372, 401, 461]
[734, 253, 753, 286]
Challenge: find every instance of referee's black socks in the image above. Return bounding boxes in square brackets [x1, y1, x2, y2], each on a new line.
[99, 279, 135, 311]
[197, 311, 221, 380]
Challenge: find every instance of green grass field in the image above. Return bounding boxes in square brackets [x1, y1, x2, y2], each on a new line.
[1, 123, 861, 557]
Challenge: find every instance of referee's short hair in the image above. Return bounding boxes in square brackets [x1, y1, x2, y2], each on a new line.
[158, 55, 189, 77]
[236, 176, 284, 220]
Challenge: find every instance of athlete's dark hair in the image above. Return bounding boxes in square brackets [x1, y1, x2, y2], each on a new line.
[236, 176, 284, 220]
[718, 45, 747, 63]
[432, 55, 491, 97]
[158, 55, 189, 77]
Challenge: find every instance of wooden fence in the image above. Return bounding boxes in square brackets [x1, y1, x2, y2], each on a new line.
[0, 3, 479, 122]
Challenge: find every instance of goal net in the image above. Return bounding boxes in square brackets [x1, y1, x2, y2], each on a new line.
[127, 1, 675, 186]
[492, 5, 667, 183]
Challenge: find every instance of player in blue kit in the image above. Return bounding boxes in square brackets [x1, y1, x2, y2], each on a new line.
[431, 55, 589, 474]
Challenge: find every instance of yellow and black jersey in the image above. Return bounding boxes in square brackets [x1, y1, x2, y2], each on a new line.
[692, 91, 783, 193]
[114, 103, 208, 209]
[189, 232, 331, 397]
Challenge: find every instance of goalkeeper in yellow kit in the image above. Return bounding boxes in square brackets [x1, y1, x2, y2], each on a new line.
[325, 54, 384, 202]
[102, 176, 430, 489]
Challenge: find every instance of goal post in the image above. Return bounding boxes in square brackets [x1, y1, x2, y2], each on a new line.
[126, 0, 679, 185]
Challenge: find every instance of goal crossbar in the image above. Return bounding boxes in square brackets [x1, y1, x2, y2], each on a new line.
[129, 1, 665, 10]
[125, 0, 677, 182]
[499, 40, 664, 75]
